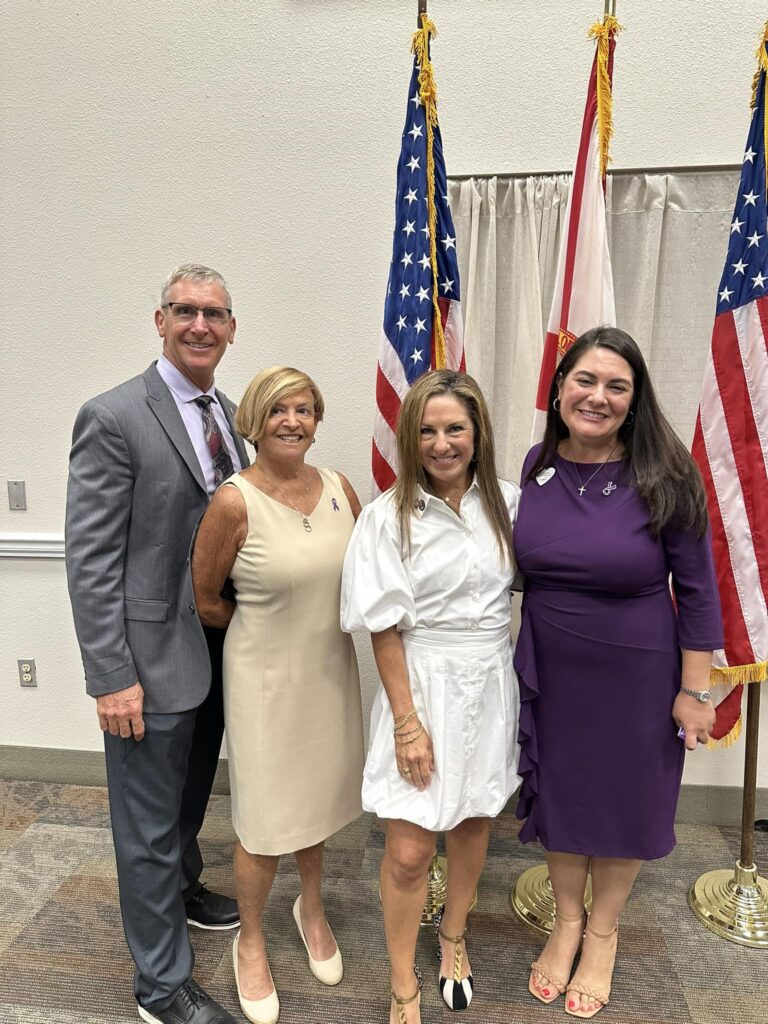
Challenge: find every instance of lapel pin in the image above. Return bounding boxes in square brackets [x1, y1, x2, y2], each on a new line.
[535, 467, 556, 486]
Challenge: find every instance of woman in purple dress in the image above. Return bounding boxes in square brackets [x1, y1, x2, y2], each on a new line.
[514, 327, 723, 1019]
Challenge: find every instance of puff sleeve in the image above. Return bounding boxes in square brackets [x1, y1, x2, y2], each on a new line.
[341, 495, 417, 633]
[500, 478, 521, 525]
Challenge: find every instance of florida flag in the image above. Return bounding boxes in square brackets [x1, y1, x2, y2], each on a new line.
[531, 15, 620, 440]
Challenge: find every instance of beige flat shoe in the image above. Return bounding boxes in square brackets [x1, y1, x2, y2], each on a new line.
[293, 895, 343, 986]
[233, 931, 280, 1024]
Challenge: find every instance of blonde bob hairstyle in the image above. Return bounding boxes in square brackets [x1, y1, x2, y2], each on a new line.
[393, 369, 513, 565]
[235, 366, 325, 449]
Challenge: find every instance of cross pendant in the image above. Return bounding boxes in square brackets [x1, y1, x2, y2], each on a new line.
[578, 485, 586, 496]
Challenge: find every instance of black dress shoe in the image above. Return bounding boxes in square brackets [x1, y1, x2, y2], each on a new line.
[185, 883, 239, 930]
[138, 980, 235, 1024]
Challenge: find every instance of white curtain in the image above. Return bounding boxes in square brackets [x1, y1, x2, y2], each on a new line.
[448, 171, 740, 482]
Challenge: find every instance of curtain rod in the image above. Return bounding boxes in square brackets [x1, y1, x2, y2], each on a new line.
[448, 162, 740, 182]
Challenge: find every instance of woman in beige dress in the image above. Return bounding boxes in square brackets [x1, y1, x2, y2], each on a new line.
[192, 366, 364, 1024]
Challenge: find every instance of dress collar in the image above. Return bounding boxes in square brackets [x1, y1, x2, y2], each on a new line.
[415, 476, 480, 515]
[157, 354, 217, 404]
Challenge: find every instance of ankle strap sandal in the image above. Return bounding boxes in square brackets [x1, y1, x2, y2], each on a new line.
[437, 927, 474, 1011]
[391, 966, 422, 1024]
[438, 927, 467, 984]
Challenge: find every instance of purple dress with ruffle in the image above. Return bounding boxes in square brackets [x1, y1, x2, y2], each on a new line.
[513, 445, 723, 860]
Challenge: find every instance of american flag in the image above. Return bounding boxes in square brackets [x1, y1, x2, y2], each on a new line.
[372, 32, 464, 495]
[691, 28, 768, 744]
[531, 16, 619, 441]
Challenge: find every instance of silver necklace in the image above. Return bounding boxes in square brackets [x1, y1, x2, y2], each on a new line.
[260, 465, 312, 532]
[568, 445, 618, 496]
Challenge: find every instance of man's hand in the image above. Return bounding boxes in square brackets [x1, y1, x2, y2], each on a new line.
[96, 682, 145, 740]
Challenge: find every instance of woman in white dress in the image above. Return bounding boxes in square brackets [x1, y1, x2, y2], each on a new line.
[341, 370, 521, 1024]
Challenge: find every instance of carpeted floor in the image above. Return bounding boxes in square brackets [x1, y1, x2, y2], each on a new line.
[0, 780, 766, 1024]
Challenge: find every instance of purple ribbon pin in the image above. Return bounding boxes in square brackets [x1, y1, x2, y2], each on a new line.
[332, 498, 339, 512]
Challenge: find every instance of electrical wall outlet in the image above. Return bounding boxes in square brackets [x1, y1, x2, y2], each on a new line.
[18, 659, 37, 687]
[8, 481, 27, 510]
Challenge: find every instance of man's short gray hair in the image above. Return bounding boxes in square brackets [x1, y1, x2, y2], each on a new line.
[159, 263, 232, 309]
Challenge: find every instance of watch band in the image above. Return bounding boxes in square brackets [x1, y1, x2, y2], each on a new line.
[680, 685, 711, 703]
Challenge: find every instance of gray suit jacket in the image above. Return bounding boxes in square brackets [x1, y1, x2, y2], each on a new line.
[65, 362, 249, 714]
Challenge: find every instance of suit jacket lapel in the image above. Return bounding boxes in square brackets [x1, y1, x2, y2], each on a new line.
[217, 388, 250, 468]
[143, 363, 208, 494]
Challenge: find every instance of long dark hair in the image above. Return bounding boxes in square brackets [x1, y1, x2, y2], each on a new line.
[528, 326, 708, 537]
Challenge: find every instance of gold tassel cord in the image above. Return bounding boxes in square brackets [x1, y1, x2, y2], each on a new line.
[587, 14, 623, 180]
[710, 659, 767, 688]
[412, 13, 447, 369]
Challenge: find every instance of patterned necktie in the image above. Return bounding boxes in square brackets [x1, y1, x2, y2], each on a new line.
[194, 396, 235, 487]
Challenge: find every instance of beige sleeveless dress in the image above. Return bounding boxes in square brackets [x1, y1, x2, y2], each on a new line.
[222, 469, 364, 855]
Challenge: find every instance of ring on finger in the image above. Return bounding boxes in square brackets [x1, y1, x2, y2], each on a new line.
[400, 768, 412, 776]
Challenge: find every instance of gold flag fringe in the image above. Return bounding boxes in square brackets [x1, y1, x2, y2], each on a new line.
[710, 659, 767, 687]
[751, 21, 768, 202]
[705, 661, 765, 749]
[706, 715, 743, 751]
[587, 14, 622, 180]
[749, 20, 768, 109]
[412, 13, 447, 369]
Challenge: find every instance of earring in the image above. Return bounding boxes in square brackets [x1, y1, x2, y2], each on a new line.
[312, 437, 316, 444]
[625, 410, 635, 426]
[553, 397, 561, 412]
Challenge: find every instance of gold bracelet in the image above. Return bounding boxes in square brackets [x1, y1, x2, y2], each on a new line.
[393, 708, 418, 730]
[396, 724, 424, 745]
[394, 723, 422, 739]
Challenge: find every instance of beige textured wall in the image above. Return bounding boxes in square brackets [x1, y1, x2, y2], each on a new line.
[2, 0, 766, 790]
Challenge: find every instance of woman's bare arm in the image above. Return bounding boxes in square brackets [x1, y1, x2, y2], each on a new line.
[191, 485, 248, 629]
[338, 471, 363, 520]
[372, 626, 435, 790]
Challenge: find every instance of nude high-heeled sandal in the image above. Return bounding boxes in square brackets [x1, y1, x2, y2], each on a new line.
[528, 910, 585, 1005]
[564, 918, 618, 1019]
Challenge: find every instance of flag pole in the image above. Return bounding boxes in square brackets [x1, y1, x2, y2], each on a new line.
[417, 0, 446, 908]
[512, 5, 621, 934]
[410, 0, 476, 923]
[686, 17, 768, 950]
[740, 684, 761, 870]
[688, 682, 768, 946]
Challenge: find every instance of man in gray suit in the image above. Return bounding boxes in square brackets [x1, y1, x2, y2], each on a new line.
[66, 264, 249, 1024]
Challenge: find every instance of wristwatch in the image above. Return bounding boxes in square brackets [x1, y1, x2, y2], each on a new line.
[680, 685, 711, 703]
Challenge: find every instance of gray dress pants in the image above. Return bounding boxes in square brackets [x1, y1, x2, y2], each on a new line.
[103, 628, 225, 1012]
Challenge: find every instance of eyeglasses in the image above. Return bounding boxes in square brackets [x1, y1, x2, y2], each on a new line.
[163, 302, 232, 325]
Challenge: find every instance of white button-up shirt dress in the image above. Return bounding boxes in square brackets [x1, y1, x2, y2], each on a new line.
[341, 480, 522, 832]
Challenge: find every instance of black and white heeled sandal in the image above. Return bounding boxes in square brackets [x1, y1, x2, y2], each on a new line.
[436, 916, 474, 1011]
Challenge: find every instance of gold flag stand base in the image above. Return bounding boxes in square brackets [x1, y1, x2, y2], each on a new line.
[688, 860, 768, 948]
[420, 854, 478, 926]
[510, 864, 593, 935]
